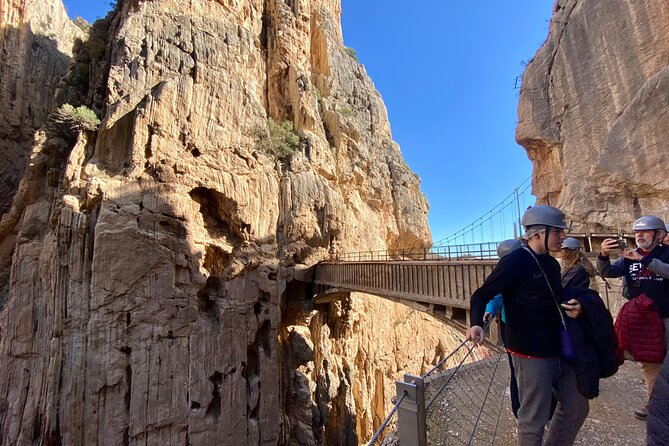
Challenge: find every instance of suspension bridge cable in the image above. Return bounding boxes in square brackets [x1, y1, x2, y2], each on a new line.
[434, 176, 532, 246]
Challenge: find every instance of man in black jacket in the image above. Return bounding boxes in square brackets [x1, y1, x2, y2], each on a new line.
[467, 205, 588, 446]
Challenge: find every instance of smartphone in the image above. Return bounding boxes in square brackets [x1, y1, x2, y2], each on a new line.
[617, 239, 627, 249]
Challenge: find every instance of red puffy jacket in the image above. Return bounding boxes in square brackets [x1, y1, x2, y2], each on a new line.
[614, 293, 666, 364]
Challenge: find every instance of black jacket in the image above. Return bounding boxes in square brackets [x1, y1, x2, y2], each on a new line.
[561, 264, 590, 288]
[648, 354, 669, 445]
[470, 247, 562, 357]
[562, 287, 618, 398]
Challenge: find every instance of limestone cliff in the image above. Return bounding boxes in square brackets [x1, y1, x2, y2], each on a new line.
[517, 0, 669, 231]
[0, 0, 85, 215]
[0, 0, 474, 444]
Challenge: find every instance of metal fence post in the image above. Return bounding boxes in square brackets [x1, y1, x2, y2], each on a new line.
[396, 374, 427, 446]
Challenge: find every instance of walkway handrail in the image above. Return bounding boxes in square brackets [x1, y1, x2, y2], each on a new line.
[335, 242, 499, 263]
[366, 320, 500, 444]
[425, 341, 477, 411]
[424, 319, 494, 411]
[422, 319, 493, 381]
[422, 337, 470, 380]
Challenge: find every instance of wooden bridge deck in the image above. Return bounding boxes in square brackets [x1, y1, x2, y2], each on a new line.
[310, 234, 629, 326]
[312, 260, 496, 318]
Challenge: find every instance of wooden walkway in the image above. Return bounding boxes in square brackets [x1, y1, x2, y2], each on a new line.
[311, 260, 496, 324]
[309, 234, 630, 325]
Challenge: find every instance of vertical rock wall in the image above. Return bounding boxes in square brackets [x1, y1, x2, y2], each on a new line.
[517, 0, 669, 231]
[0, 0, 474, 444]
[0, 0, 85, 214]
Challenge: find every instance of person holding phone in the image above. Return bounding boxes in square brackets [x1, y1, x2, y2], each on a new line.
[467, 205, 588, 446]
[598, 215, 669, 420]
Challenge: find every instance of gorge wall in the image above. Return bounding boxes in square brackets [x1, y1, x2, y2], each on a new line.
[517, 0, 669, 232]
[0, 0, 479, 444]
[0, 0, 85, 214]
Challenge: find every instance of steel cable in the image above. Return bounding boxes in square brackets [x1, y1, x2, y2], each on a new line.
[434, 176, 531, 246]
[425, 342, 477, 412]
[424, 320, 494, 411]
[422, 320, 493, 380]
[465, 352, 504, 445]
[367, 390, 408, 445]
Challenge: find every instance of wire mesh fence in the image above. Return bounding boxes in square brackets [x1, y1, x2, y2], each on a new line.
[425, 351, 512, 445]
[367, 317, 514, 445]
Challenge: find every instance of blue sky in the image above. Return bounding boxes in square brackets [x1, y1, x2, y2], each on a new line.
[62, 0, 554, 245]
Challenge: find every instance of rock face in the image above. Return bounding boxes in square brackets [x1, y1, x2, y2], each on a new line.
[517, 0, 669, 231]
[0, 0, 85, 215]
[0, 0, 473, 444]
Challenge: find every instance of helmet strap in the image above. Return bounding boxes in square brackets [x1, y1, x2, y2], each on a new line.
[651, 230, 662, 249]
[544, 226, 551, 252]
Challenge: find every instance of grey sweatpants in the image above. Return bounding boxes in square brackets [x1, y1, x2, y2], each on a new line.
[511, 355, 589, 446]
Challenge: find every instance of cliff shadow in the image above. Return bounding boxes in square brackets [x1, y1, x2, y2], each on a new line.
[0, 24, 73, 216]
[0, 160, 317, 444]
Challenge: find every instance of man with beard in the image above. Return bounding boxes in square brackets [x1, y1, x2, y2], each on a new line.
[598, 215, 669, 420]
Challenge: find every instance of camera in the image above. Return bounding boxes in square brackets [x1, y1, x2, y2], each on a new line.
[616, 239, 627, 249]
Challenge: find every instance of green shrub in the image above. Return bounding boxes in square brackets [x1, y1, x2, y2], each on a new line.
[344, 47, 358, 62]
[264, 118, 300, 158]
[339, 105, 352, 117]
[55, 103, 101, 131]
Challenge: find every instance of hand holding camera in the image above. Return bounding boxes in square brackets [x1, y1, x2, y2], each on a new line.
[600, 238, 625, 257]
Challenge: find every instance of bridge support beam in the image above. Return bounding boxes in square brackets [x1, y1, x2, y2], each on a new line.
[396, 374, 427, 446]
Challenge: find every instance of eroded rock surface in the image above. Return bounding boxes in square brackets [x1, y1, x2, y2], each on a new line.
[0, 0, 472, 444]
[0, 0, 85, 214]
[517, 0, 669, 231]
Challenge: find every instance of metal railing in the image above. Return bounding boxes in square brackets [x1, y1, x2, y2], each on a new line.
[368, 321, 509, 445]
[335, 242, 500, 263]
[333, 233, 635, 264]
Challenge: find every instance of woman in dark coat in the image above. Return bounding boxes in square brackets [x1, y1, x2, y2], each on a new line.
[560, 237, 598, 288]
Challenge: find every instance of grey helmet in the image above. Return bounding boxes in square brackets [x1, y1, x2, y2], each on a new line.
[631, 215, 666, 231]
[521, 205, 568, 229]
[561, 237, 581, 250]
[497, 239, 523, 258]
